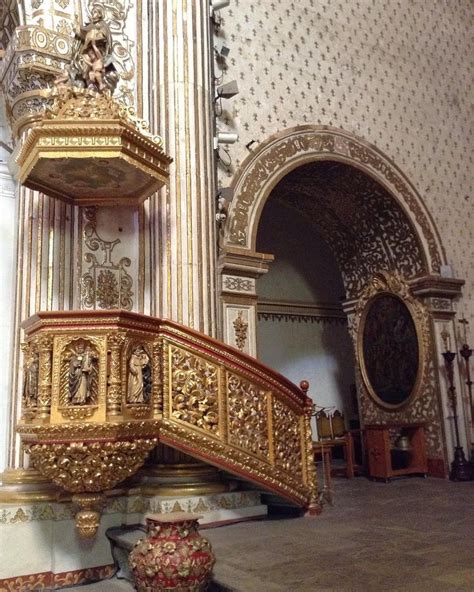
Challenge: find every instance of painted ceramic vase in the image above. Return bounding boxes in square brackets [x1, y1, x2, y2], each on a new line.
[129, 512, 215, 592]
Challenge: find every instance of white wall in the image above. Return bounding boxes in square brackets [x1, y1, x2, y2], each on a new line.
[256, 197, 357, 424]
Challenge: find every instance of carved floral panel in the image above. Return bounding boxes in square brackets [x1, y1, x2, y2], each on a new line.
[272, 398, 303, 478]
[226, 372, 269, 460]
[169, 346, 220, 436]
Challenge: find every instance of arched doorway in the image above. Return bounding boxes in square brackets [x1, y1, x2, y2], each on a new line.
[219, 126, 466, 477]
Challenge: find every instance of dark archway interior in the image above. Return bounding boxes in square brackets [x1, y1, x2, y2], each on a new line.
[255, 160, 429, 430]
[262, 161, 427, 299]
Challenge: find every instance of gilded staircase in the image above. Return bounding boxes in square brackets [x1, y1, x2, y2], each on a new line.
[18, 310, 318, 536]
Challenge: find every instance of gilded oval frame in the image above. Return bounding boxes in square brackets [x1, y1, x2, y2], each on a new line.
[357, 290, 424, 411]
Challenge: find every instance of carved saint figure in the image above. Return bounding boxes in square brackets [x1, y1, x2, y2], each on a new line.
[23, 352, 39, 407]
[68, 342, 94, 405]
[59, 6, 117, 94]
[80, 6, 112, 58]
[127, 346, 152, 404]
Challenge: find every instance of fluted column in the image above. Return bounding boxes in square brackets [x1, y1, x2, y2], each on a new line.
[143, 0, 217, 336]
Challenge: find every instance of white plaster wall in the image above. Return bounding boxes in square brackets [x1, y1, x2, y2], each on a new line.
[257, 318, 356, 417]
[257, 198, 345, 302]
[256, 196, 356, 423]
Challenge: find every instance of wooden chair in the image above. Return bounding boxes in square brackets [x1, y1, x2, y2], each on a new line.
[299, 380, 355, 480]
[314, 408, 355, 479]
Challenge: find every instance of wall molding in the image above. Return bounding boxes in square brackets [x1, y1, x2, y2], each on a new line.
[257, 299, 347, 324]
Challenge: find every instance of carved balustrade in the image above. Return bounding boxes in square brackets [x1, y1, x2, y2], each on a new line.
[17, 310, 317, 537]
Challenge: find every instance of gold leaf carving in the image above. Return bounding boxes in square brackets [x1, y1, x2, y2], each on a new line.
[273, 398, 303, 478]
[26, 439, 157, 492]
[170, 346, 220, 436]
[227, 373, 269, 460]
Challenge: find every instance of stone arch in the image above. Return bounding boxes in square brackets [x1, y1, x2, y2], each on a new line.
[219, 126, 464, 476]
[223, 125, 445, 276]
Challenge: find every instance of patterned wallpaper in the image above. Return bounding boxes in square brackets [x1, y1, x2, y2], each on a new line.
[216, 0, 473, 324]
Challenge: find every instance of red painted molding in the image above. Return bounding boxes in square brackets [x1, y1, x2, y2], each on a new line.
[427, 457, 448, 478]
[0, 564, 115, 591]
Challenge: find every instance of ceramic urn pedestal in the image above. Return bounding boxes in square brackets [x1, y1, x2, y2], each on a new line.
[129, 512, 216, 591]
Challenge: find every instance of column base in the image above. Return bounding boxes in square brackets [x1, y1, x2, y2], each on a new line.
[0, 468, 61, 503]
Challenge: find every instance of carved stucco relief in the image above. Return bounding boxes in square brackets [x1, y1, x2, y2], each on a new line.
[224, 129, 443, 284]
[350, 271, 444, 459]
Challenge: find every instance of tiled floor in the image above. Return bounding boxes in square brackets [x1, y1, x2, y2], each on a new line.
[67, 477, 474, 592]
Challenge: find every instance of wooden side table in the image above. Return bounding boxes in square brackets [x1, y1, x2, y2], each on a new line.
[364, 423, 428, 481]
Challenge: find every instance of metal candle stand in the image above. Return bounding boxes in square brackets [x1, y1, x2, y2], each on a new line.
[441, 349, 472, 481]
[459, 343, 473, 463]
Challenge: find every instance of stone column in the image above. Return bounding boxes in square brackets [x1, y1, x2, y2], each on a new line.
[143, 0, 217, 336]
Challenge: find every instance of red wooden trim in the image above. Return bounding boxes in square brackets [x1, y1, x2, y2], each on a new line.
[427, 457, 448, 478]
[0, 565, 115, 591]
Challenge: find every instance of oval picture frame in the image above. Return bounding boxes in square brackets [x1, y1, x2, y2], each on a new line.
[358, 292, 423, 410]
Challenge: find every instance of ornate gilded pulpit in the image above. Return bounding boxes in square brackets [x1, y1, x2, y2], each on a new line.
[12, 8, 317, 538]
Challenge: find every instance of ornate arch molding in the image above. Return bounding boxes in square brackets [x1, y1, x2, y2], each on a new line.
[223, 125, 445, 274]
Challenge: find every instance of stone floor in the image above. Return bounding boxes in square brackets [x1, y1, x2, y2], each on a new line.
[69, 477, 474, 592]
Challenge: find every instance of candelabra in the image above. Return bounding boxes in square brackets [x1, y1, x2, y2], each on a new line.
[459, 344, 473, 459]
[441, 348, 472, 481]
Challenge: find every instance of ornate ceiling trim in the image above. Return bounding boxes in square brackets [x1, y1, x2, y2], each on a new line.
[223, 125, 445, 275]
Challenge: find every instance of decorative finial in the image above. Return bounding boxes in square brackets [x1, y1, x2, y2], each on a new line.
[458, 314, 469, 346]
[441, 325, 451, 352]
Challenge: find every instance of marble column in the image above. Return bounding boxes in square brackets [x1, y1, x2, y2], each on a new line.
[142, 0, 217, 336]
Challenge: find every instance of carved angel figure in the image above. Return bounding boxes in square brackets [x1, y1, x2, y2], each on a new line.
[127, 346, 152, 404]
[68, 342, 95, 405]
